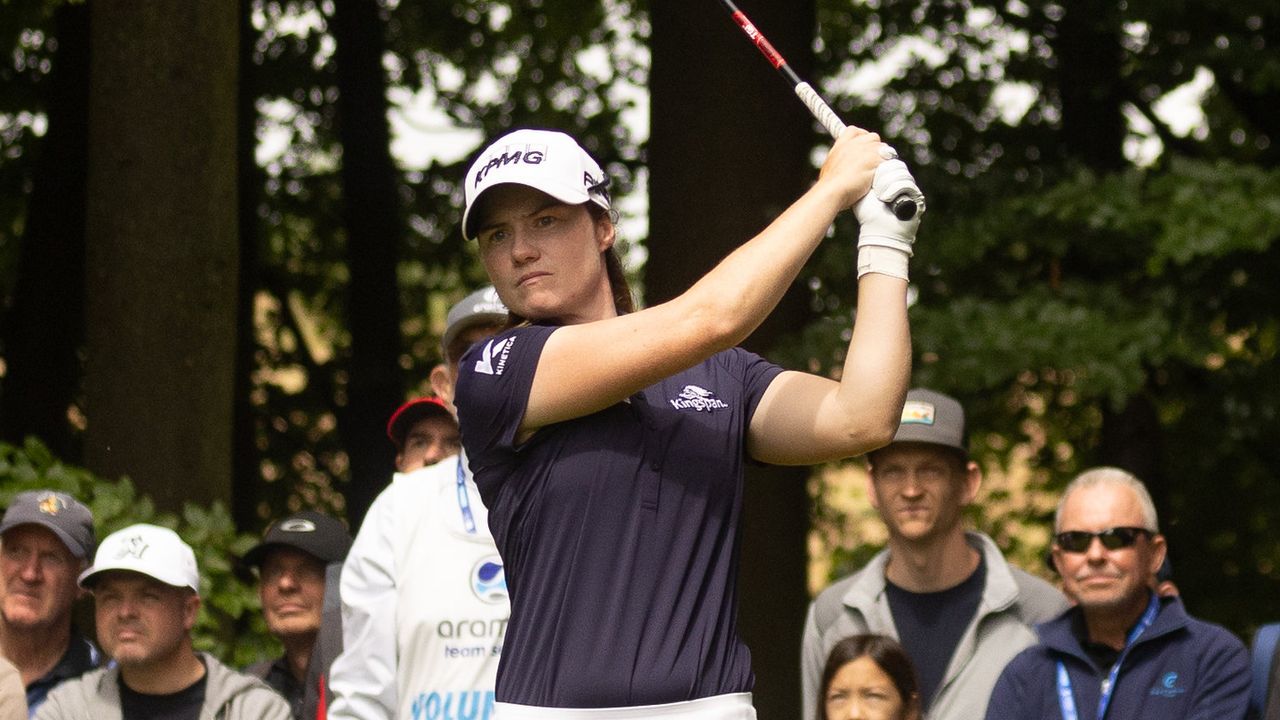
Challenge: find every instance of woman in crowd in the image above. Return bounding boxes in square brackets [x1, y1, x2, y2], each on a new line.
[818, 635, 921, 720]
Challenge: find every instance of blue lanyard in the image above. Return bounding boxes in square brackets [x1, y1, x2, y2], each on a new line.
[1056, 593, 1161, 720]
[455, 457, 477, 535]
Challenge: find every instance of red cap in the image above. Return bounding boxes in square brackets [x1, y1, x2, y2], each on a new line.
[386, 397, 451, 449]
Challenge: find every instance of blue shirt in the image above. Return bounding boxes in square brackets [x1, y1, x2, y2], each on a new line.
[25, 631, 101, 717]
[456, 324, 784, 708]
[887, 554, 986, 709]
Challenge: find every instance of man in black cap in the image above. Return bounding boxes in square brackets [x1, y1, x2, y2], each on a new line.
[0, 490, 101, 714]
[801, 388, 1068, 720]
[244, 511, 352, 720]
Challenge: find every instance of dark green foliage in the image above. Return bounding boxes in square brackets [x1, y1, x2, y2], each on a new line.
[0, 0, 59, 296]
[237, 0, 649, 520]
[801, 0, 1280, 635]
[0, 438, 278, 667]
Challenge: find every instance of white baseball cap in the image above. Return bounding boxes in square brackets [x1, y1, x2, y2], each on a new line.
[461, 128, 611, 241]
[79, 523, 200, 593]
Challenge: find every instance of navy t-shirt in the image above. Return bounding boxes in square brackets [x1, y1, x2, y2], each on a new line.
[120, 670, 207, 720]
[455, 324, 784, 708]
[885, 554, 986, 710]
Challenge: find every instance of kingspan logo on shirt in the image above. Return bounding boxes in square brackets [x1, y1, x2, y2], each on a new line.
[669, 385, 729, 412]
[473, 338, 514, 376]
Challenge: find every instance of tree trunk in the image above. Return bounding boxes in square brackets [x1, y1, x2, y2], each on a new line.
[233, 0, 266, 530]
[1, 4, 90, 460]
[650, 1, 816, 716]
[82, 2, 239, 510]
[1097, 391, 1167, 518]
[330, 0, 404, 529]
[1053, 0, 1126, 170]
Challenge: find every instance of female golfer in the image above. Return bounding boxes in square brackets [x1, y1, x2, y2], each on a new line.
[455, 127, 923, 719]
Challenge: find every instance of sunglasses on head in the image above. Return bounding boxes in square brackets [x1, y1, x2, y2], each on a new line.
[1054, 527, 1151, 553]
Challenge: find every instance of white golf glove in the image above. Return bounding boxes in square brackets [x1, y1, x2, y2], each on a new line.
[855, 159, 926, 280]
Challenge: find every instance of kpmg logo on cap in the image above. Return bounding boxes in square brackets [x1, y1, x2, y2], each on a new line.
[584, 170, 608, 200]
[669, 385, 729, 412]
[471, 555, 507, 605]
[37, 492, 66, 516]
[474, 143, 547, 187]
[901, 400, 936, 425]
[279, 519, 317, 533]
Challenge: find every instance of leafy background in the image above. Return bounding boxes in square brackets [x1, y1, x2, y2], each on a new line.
[0, 0, 1277, 704]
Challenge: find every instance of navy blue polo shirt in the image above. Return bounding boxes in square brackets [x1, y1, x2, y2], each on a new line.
[25, 630, 101, 714]
[456, 324, 784, 708]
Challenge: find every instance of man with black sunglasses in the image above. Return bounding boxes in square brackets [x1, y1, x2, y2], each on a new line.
[986, 467, 1249, 719]
[802, 388, 1067, 720]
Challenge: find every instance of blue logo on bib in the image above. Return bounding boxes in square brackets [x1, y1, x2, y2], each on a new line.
[471, 555, 508, 604]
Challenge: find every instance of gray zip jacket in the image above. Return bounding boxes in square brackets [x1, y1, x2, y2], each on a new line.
[801, 532, 1068, 720]
[34, 652, 291, 720]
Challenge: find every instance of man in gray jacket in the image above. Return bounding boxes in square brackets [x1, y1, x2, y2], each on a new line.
[36, 523, 290, 720]
[801, 388, 1067, 720]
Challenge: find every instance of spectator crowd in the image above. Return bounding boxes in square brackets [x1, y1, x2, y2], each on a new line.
[0, 288, 1270, 720]
[2, 122, 1269, 717]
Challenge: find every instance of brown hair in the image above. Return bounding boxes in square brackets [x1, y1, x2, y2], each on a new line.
[588, 202, 634, 314]
[818, 635, 920, 720]
[503, 203, 633, 327]
[603, 245, 635, 315]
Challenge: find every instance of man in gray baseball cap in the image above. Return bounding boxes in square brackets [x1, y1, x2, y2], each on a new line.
[428, 285, 508, 416]
[329, 288, 508, 720]
[376, 286, 509, 476]
[434, 286, 508, 386]
[0, 490, 101, 715]
[801, 389, 1068, 720]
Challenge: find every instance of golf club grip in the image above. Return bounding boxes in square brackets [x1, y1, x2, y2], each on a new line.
[797, 80, 918, 219]
[794, 81, 846, 140]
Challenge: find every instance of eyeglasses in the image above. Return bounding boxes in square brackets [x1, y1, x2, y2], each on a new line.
[1054, 527, 1151, 553]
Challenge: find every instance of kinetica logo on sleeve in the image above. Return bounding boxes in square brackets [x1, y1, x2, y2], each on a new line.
[473, 338, 514, 377]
